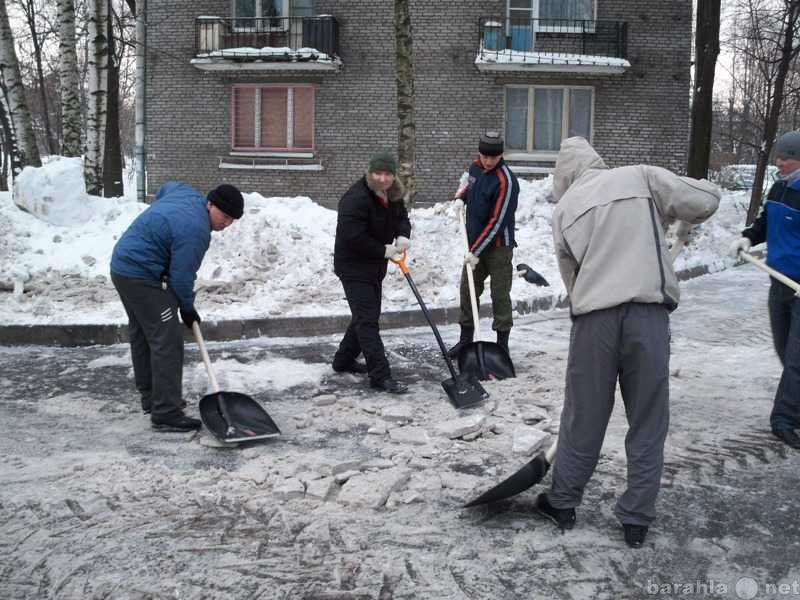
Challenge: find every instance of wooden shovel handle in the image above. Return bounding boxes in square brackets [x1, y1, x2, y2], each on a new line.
[192, 322, 221, 393]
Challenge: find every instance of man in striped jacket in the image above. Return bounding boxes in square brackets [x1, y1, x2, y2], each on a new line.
[449, 131, 520, 357]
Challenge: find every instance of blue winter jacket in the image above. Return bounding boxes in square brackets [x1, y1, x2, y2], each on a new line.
[743, 176, 800, 280]
[110, 182, 211, 311]
[462, 158, 519, 257]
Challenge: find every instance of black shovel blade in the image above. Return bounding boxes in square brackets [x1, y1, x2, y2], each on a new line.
[516, 263, 550, 287]
[441, 372, 489, 409]
[463, 452, 552, 507]
[199, 391, 281, 444]
[458, 341, 516, 381]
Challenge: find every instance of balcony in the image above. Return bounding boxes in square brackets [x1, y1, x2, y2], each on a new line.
[191, 15, 341, 72]
[476, 17, 629, 74]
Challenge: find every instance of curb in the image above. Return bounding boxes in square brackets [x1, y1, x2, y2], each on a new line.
[0, 263, 714, 347]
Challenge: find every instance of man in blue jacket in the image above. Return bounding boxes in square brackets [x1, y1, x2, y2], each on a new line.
[449, 131, 519, 357]
[731, 131, 800, 449]
[111, 182, 243, 432]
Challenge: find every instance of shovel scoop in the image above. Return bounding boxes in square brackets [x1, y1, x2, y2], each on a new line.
[193, 323, 281, 444]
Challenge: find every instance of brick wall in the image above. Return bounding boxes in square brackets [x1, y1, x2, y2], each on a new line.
[145, 1, 692, 208]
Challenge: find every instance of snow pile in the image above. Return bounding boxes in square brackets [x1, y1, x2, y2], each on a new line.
[12, 157, 96, 226]
[0, 160, 750, 326]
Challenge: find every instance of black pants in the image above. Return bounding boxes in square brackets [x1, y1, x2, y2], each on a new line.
[333, 278, 391, 383]
[768, 279, 800, 431]
[111, 272, 185, 419]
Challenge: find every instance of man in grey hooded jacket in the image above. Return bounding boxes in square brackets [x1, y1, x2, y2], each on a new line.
[536, 137, 720, 548]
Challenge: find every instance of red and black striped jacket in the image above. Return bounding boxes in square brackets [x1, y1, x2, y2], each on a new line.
[460, 158, 519, 256]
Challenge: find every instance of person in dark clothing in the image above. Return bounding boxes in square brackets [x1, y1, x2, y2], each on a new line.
[110, 182, 244, 432]
[332, 151, 412, 394]
[730, 131, 800, 450]
[448, 131, 519, 357]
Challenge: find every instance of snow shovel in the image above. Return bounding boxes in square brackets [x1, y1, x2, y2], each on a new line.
[390, 252, 489, 409]
[464, 443, 557, 507]
[464, 225, 695, 507]
[739, 251, 800, 295]
[193, 322, 281, 444]
[456, 210, 516, 381]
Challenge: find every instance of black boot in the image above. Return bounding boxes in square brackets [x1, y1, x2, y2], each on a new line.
[447, 325, 474, 358]
[496, 330, 510, 354]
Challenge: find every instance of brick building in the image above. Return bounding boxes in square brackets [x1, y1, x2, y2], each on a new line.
[144, 0, 692, 207]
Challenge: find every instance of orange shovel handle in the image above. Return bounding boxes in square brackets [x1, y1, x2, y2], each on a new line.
[389, 250, 410, 274]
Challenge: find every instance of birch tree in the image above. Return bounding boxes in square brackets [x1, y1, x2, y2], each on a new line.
[394, 0, 416, 204]
[57, 0, 81, 156]
[0, 0, 40, 173]
[85, 0, 108, 195]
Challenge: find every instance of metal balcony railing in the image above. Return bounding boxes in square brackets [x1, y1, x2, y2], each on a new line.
[195, 15, 339, 60]
[478, 17, 627, 60]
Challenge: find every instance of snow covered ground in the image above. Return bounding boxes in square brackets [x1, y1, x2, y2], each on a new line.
[0, 157, 753, 326]
[1, 266, 798, 599]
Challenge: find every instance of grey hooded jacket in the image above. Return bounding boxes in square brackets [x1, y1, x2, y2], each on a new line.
[551, 137, 720, 316]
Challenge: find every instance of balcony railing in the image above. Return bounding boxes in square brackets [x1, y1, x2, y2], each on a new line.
[478, 17, 627, 61]
[195, 15, 339, 61]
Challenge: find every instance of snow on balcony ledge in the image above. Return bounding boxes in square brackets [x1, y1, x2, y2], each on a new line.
[192, 46, 341, 72]
[475, 49, 630, 74]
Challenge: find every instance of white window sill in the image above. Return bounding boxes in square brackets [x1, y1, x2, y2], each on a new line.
[219, 156, 323, 171]
[504, 151, 558, 162]
[229, 151, 314, 159]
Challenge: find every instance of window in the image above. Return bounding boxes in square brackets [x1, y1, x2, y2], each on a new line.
[233, 0, 288, 30]
[232, 84, 314, 151]
[507, 0, 594, 49]
[505, 86, 593, 153]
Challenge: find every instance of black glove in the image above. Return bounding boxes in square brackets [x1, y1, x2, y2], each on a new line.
[179, 308, 201, 329]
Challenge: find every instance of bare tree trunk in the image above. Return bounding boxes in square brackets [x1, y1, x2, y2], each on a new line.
[58, 0, 81, 157]
[0, 93, 12, 189]
[0, 0, 41, 173]
[85, 0, 108, 195]
[103, 3, 122, 196]
[688, 0, 721, 179]
[21, 0, 57, 154]
[747, 0, 800, 225]
[394, 0, 416, 204]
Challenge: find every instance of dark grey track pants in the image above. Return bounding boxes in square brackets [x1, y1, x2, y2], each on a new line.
[111, 272, 184, 419]
[549, 302, 670, 526]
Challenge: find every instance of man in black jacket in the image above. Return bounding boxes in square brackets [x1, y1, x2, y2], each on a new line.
[332, 151, 412, 394]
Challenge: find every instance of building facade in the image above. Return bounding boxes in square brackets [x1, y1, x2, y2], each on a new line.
[144, 0, 692, 207]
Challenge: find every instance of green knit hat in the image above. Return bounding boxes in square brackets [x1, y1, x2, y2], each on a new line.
[368, 151, 398, 175]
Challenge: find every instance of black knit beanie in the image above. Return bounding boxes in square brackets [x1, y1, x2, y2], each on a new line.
[208, 184, 244, 219]
[368, 151, 398, 175]
[478, 131, 504, 156]
[775, 131, 800, 160]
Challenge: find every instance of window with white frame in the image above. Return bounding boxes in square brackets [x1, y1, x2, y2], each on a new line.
[505, 86, 593, 153]
[233, 0, 288, 30]
[507, 0, 594, 48]
[232, 84, 315, 151]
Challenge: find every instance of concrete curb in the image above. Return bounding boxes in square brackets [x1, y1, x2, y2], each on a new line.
[0, 263, 714, 347]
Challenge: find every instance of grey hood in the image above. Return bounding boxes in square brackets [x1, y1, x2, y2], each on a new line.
[552, 136, 607, 202]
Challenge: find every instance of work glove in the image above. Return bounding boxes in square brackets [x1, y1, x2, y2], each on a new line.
[729, 237, 751, 259]
[179, 308, 201, 329]
[384, 243, 401, 259]
[464, 252, 480, 270]
[395, 236, 411, 252]
[453, 198, 465, 219]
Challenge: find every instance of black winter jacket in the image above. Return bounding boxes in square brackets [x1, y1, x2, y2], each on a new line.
[334, 176, 411, 282]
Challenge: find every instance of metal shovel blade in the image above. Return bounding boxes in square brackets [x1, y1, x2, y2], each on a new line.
[463, 453, 552, 507]
[199, 391, 281, 444]
[441, 372, 489, 409]
[458, 341, 516, 381]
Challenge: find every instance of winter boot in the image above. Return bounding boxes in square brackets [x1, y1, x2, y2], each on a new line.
[536, 493, 576, 531]
[447, 325, 474, 359]
[496, 330, 510, 355]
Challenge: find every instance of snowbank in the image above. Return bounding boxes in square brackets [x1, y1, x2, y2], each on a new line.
[12, 157, 96, 226]
[0, 164, 750, 326]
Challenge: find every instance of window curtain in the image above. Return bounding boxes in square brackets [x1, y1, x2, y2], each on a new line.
[534, 88, 562, 151]
[568, 89, 592, 139]
[261, 88, 288, 148]
[508, 0, 533, 51]
[505, 88, 528, 151]
[539, 0, 592, 20]
[233, 87, 256, 148]
[292, 88, 314, 148]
